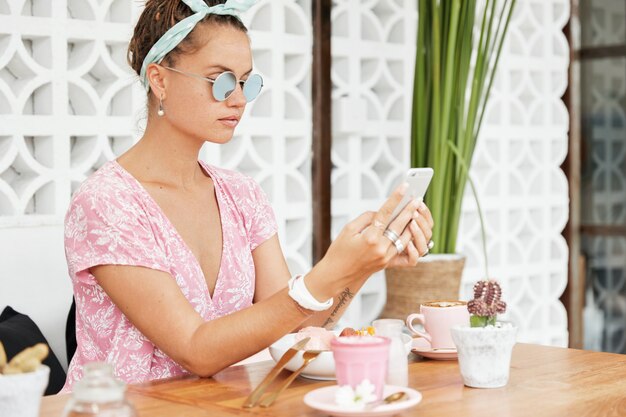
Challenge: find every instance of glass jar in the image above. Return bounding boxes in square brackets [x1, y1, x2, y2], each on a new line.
[61, 363, 136, 417]
[372, 319, 409, 387]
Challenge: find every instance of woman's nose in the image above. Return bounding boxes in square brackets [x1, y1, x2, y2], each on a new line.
[226, 83, 246, 107]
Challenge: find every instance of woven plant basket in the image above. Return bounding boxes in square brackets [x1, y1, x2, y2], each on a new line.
[380, 254, 466, 320]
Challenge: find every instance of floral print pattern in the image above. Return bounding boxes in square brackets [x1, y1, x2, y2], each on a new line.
[62, 160, 277, 391]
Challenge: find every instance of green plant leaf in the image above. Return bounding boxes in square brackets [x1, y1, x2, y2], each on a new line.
[447, 141, 489, 278]
[412, 0, 516, 254]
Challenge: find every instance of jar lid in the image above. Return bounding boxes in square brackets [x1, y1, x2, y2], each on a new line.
[73, 362, 126, 403]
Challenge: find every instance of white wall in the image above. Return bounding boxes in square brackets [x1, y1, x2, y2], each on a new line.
[0, 225, 71, 368]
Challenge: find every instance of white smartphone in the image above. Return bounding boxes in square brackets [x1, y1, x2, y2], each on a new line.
[387, 168, 434, 225]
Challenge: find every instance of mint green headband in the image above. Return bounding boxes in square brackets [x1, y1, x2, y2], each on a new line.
[139, 0, 256, 91]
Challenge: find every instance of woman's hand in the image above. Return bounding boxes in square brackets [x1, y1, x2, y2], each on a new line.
[305, 183, 427, 300]
[386, 202, 434, 268]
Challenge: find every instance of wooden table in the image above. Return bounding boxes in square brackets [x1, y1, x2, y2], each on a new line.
[40, 344, 626, 416]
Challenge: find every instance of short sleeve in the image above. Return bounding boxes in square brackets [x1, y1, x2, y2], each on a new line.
[64, 189, 169, 285]
[245, 179, 278, 250]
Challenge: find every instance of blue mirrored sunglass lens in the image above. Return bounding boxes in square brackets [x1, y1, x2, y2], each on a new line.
[212, 72, 237, 101]
[243, 74, 263, 102]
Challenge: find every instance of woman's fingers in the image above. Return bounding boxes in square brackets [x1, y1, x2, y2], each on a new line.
[409, 219, 428, 256]
[329, 191, 434, 284]
[367, 183, 409, 235]
[387, 238, 420, 268]
[418, 202, 434, 229]
[414, 212, 433, 243]
[405, 241, 420, 265]
[377, 197, 421, 258]
[385, 197, 421, 242]
[345, 211, 376, 234]
[385, 223, 413, 258]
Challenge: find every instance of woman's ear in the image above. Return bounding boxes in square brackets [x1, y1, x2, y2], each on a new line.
[146, 63, 167, 100]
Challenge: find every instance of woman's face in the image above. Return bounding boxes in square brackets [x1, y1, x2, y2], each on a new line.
[158, 24, 253, 144]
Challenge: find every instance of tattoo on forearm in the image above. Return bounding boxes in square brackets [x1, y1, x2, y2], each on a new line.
[323, 288, 355, 328]
[333, 288, 355, 314]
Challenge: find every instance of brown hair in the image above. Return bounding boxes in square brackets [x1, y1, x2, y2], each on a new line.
[127, 0, 248, 77]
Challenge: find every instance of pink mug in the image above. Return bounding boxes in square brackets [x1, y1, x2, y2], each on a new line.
[330, 336, 390, 400]
[406, 301, 469, 349]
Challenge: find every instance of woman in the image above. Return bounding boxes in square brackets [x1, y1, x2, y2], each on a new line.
[62, 0, 433, 390]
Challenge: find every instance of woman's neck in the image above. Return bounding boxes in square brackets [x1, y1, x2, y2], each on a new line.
[117, 118, 208, 190]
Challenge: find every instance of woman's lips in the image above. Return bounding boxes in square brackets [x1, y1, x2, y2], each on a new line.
[219, 118, 239, 128]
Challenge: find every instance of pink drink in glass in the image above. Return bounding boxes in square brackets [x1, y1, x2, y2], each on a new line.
[330, 336, 390, 400]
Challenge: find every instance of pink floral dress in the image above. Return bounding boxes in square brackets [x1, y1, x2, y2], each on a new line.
[62, 160, 277, 391]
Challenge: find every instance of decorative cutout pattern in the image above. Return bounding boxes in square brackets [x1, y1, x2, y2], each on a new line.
[331, 0, 418, 327]
[0, 0, 142, 226]
[452, 0, 570, 347]
[333, 0, 571, 347]
[447, 0, 570, 347]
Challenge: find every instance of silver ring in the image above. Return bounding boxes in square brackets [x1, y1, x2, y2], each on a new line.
[383, 228, 400, 243]
[394, 239, 405, 254]
[427, 240, 435, 250]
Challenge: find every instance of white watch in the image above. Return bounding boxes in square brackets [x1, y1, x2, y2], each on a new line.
[288, 274, 334, 311]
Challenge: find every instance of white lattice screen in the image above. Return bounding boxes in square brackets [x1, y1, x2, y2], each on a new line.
[0, 0, 570, 363]
[332, 0, 572, 348]
[0, 0, 142, 224]
[330, 0, 416, 327]
[455, 0, 571, 347]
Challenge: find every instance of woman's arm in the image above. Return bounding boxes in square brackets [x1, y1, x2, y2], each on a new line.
[92, 262, 315, 377]
[250, 236, 364, 329]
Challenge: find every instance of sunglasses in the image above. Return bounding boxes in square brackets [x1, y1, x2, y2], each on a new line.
[163, 66, 263, 102]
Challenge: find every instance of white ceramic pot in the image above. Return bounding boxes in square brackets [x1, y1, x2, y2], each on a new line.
[0, 365, 50, 417]
[451, 324, 517, 388]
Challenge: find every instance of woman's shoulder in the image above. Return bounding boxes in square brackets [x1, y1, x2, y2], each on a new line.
[69, 160, 140, 209]
[201, 162, 262, 194]
[201, 163, 276, 240]
[204, 163, 250, 182]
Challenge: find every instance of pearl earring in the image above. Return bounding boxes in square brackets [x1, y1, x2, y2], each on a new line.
[157, 94, 165, 117]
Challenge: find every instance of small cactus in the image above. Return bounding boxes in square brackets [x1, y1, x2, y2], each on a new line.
[467, 280, 506, 327]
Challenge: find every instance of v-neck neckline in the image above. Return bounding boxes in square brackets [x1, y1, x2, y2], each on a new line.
[111, 159, 226, 302]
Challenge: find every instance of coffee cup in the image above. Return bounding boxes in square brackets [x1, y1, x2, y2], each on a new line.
[406, 301, 469, 349]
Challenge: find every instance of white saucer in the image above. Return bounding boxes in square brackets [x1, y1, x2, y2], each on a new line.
[411, 338, 458, 360]
[303, 385, 422, 417]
